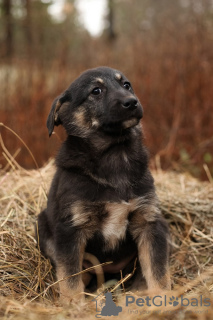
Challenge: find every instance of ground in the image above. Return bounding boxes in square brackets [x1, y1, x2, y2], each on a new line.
[0, 158, 213, 320]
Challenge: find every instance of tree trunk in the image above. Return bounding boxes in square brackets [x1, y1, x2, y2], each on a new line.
[24, 0, 33, 59]
[108, 0, 116, 39]
[3, 0, 13, 59]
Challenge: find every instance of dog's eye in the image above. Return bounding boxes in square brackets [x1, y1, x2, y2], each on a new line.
[91, 87, 102, 95]
[123, 82, 131, 90]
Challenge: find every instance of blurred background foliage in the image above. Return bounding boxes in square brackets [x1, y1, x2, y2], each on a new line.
[0, 0, 213, 180]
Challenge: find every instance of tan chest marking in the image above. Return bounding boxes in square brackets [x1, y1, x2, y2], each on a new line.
[70, 194, 160, 248]
[102, 202, 131, 250]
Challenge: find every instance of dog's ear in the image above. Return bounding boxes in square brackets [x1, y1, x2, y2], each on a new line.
[47, 90, 70, 137]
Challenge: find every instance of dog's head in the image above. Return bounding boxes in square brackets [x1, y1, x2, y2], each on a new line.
[47, 67, 143, 137]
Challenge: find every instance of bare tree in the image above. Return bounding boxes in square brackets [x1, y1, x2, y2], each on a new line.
[108, 0, 116, 39]
[2, 0, 13, 58]
[24, 0, 33, 59]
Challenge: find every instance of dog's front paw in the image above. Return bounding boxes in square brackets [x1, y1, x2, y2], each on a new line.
[58, 277, 85, 306]
[59, 287, 85, 306]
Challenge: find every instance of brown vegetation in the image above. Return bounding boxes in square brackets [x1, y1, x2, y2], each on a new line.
[0, 0, 213, 179]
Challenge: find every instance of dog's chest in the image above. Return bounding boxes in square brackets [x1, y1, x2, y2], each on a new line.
[71, 201, 132, 250]
[101, 202, 130, 250]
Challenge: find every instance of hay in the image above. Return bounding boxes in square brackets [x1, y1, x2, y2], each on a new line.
[0, 155, 213, 319]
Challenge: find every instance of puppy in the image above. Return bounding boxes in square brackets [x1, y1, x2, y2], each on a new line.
[37, 66, 170, 303]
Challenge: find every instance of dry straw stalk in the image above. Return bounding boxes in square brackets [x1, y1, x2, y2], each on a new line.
[0, 146, 213, 319]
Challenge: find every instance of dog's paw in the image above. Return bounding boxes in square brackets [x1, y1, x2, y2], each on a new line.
[60, 291, 85, 306]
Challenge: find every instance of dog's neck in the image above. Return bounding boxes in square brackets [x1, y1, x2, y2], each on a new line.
[56, 124, 144, 162]
[55, 125, 149, 193]
[55, 128, 149, 199]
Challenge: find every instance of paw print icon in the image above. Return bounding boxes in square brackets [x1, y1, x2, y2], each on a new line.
[169, 296, 179, 307]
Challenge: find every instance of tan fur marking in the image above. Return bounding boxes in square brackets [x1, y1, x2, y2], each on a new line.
[130, 196, 161, 222]
[45, 239, 56, 262]
[73, 109, 99, 131]
[88, 95, 94, 101]
[74, 108, 89, 128]
[57, 264, 84, 304]
[54, 101, 70, 122]
[122, 151, 129, 163]
[122, 118, 139, 129]
[91, 119, 99, 128]
[115, 73, 122, 80]
[138, 239, 161, 289]
[54, 100, 61, 122]
[132, 122, 142, 136]
[138, 238, 171, 290]
[159, 270, 171, 290]
[129, 197, 161, 241]
[71, 196, 159, 230]
[96, 77, 104, 84]
[103, 202, 130, 249]
[54, 99, 61, 115]
[129, 197, 171, 291]
[71, 202, 90, 226]
[71, 202, 99, 239]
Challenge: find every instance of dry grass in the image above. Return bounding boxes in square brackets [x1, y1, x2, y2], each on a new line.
[0, 150, 213, 319]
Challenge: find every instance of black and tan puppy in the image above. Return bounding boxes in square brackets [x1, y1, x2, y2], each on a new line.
[37, 66, 170, 303]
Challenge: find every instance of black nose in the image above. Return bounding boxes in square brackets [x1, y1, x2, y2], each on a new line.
[122, 98, 138, 110]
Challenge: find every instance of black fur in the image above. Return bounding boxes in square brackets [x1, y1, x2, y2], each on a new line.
[37, 67, 170, 302]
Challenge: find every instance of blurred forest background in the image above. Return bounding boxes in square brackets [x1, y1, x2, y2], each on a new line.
[0, 0, 213, 180]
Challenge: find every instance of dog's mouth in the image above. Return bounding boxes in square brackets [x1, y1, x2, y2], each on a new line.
[100, 117, 140, 135]
[122, 117, 140, 129]
[99, 101, 143, 135]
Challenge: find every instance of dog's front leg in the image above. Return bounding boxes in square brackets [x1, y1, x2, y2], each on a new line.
[54, 222, 86, 304]
[129, 205, 171, 291]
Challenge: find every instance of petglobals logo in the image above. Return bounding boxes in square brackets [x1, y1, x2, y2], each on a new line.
[92, 293, 211, 318]
[125, 294, 211, 308]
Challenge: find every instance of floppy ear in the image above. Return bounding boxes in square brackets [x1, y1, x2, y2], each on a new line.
[46, 90, 70, 137]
